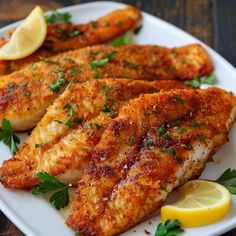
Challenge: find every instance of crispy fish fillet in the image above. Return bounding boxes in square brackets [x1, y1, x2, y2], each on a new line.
[0, 43, 212, 131]
[0, 6, 141, 74]
[66, 87, 236, 236]
[0, 79, 189, 189]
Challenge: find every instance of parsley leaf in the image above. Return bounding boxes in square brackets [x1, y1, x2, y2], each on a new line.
[212, 169, 236, 194]
[0, 118, 20, 154]
[154, 219, 184, 236]
[90, 51, 117, 70]
[49, 70, 67, 94]
[45, 11, 71, 24]
[184, 74, 217, 88]
[32, 172, 70, 210]
[112, 34, 130, 47]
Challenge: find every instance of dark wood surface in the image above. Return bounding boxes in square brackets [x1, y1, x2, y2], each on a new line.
[0, 0, 235, 235]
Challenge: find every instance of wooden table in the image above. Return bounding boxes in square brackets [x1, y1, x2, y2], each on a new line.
[0, 0, 235, 235]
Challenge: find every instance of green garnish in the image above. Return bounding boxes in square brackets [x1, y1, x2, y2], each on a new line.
[102, 85, 109, 94]
[22, 91, 30, 96]
[130, 135, 135, 145]
[176, 127, 186, 134]
[19, 81, 28, 87]
[184, 143, 193, 150]
[49, 70, 67, 94]
[45, 11, 71, 24]
[35, 141, 50, 148]
[159, 148, 168, 153]
[170, 66, 177, 72]
[129, 62, 137, 69]
[212, 169, 236, 194]
[63, 103, 74, 128]
[31, 63, 37, 69]
[145, 140, 154, 148]
[101, 105, 111, 112]
[191, 122, 200, 127]
[66, 78, 78, 90]
[133, 25, 143, 35]
[173, 120, 181, 126]
[90, 58, 109, 70]
[94, 71, 101, 79]
[154, 219, 184, 236]
[175, 157, 183, 164]
[73, 117, 82, 124]
[162, 133, 172, 139]
[0, 118, 20, 154]
[158, 125, 166, 135]
[69, 29, 80, 37]
[32, 172, 69, 210]
[168, 147, 176, 155]
[6, 84, 13, 92]
[90, 51, 117, 70]
[64, 58, 75, 63]
[95, 123, 101, 129]
[112, 34, 130, 47]
[90, 21, 97, 28]
[184, 74, 217, 88]
[199, 135, 206, 142]
[172, 94, 185, 104]
[68, 67, 80, 76]
[171, 50, 177, 55]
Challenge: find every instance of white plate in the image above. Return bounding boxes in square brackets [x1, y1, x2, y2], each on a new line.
[0, 1, 236, 236]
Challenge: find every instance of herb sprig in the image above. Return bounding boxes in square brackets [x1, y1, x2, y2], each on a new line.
[45, 11, 72, 24]
[184, 74, 217, 88]
[111, 34, 130, 47]
[0, 118, 20, 154]
[154, 219, 184, 236]
[210, 168, 236, 194]
[32, 172, 70, 210]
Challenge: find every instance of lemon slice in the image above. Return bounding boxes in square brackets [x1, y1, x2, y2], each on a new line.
[161, 180, 230, 227]
[0, 6, 47, 60]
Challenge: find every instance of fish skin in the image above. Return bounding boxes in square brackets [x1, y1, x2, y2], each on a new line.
[66, 87, 236, 236]
[0, 6, 142, 74]
[0, 79, 189, 189]
[0, 43, 212, 131]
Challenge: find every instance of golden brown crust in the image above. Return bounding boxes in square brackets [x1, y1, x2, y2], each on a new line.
[66, 87, 236, 235]
[0, 43, 212, 131]
[0, 79, 189, 189]
[0, 6, 142, 75]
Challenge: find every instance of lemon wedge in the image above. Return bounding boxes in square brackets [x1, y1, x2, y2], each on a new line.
[0, 6, 47, 60]
[161, 180, 230, 227]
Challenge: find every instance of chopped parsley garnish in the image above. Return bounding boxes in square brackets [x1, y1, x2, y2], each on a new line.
[211, 168, 236, 194]
[94, 71, 101, 79]
[199, 135, 206, 142]
[19, 81, 28, 87]
[130, 135, 135, 145]
[184, 143, 193, 150]
[95, 123, 102, 129]
[6, 84, 13, 92]
[106, 98, 118, 105]
[0, 118, 20, 154]
[171, 50, 177, 55]
[73, 117, 82, 124]
[102, 85, 109, 94]
[145, 140, 154, 148]
[32, 172, 70, 210]
[22, 91, 30, 96]
[90, 21, 97, 28]
[45, 11, 71, 24]
[101, 105, 111, 112]
[81, 147, 89, 151]
[35, 141, 50, 148]
[64, 58, 75, 63]
[133, 25, 143, 35]
[63, 103, 74, 128]
[69, 29, 80, 37]
[112, 34, 130, 47]
[168, 147, 176, 155]
[54, 120, 62, 124]
[159, 148, 168, 153]
[170, 66, 177, 71]
[162, 133, 172, 139]
[68, 67, 80, 76]
[176, 127, 186, 134]
[184, 74, 217, 88]
[191, 122, 200, 127]
[39, 56, 52, 63]
[49, 70, 67, 94]
[154, 219, 184, 236]
[31, 63, 37, 69]
[160, 186, 167, 191]
[158, 125, 166, 135]
[90, 58, 109, 70]
[109, 110, 117, 117]
[66, 77, 78, 90]
[105, 51, 117, 60]
[172, 94, 185, 104]
[129, 62, 137, 69]
[173, 120, 181, 126]
[175, 157, 183, 164]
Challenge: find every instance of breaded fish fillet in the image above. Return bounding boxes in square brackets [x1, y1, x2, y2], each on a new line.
[0, 6, 141, 74]
[0, 79, 189, 189]
[66, 87, 236, 236]
[0, 43, 212, 131]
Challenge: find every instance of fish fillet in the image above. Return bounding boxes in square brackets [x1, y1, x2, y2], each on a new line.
[0, 6, 141, 74]
[66, 87, 236, 236]
[0, 79, 189, 189]
[0, 43, 212, 131]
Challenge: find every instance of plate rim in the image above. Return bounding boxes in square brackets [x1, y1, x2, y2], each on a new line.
[0, 1, 236, 236]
